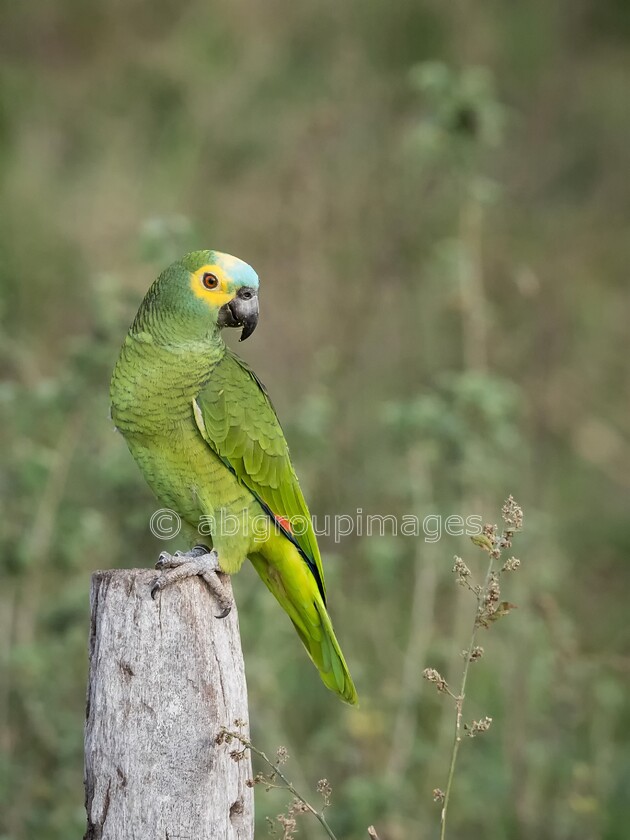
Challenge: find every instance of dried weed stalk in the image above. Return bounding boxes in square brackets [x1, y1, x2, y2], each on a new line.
[423, 496, 524, 840]
[218, 724, 346, 839]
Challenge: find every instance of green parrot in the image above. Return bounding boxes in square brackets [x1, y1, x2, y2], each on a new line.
[110, 249, 358, 704]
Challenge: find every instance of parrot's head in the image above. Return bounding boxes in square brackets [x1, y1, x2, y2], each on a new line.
[139, 250, 260, 343]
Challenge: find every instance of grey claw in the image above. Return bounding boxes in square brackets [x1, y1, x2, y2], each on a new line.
[192, 544, 211, 554]
[150, 579, 161, 599]
[156, 551, 170, 570]
[215, 606, 232, 619]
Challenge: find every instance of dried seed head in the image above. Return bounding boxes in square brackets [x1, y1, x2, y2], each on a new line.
[485, 572, 500, 609]
[433, 788, 445, 803]
[469, 645, 484, 662]
[452, 555, 472, 585]
[465, 716, 493, 737]
[502, 556, 521, 572]
[317, 778, 332, 807]
[275, 746, 289, 765]
[276, 812, 298, 840]
[477, 573, 505, 627]
[501, 496, 523, 531]
[423, 667, 449, 692]
[453, 556, 470, 576]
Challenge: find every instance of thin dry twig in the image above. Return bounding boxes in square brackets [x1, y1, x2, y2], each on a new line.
[424, 497, 524, 840]
[218, 727, 339, 840]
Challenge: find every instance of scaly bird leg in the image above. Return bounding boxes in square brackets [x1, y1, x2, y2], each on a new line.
[151, 544, 232, 618]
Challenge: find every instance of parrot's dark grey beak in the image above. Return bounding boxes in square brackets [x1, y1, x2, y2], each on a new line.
[218, 287, 259, 341]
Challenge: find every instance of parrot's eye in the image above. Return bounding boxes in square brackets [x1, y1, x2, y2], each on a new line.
[202, 272, 219, 290]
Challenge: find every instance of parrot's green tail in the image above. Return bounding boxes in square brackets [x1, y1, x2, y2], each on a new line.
[249, 550, 358, 705]
[292, 597, 358, 706]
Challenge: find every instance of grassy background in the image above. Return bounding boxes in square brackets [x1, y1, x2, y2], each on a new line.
[1, 2, 630, 838]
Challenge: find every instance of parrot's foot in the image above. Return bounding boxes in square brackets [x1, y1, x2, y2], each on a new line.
[151, 545, 232, 618]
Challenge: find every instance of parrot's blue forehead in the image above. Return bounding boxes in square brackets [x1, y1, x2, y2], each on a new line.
[213, 251, 259, 290]
[180, 249, 260, 291]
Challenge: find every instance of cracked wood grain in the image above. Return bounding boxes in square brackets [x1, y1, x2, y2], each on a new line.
[84, 569, 253, 840]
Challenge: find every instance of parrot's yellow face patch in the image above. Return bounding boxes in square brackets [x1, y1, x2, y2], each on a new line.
[190, 264, 238, 309]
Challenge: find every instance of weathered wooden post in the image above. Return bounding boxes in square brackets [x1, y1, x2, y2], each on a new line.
[84, 569, 254, 839]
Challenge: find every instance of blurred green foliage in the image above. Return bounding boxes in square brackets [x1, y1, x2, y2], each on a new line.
[1, 2, 630, 838]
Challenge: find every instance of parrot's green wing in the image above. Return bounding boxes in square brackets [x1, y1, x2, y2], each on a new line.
[193, 349, 326, 601]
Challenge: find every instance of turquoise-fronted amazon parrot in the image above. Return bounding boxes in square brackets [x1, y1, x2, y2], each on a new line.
[110, 250, 357, 704]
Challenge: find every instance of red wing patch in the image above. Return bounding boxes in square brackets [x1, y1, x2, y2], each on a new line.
[276, 515, 292, 534]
